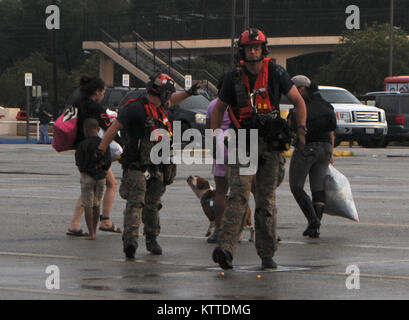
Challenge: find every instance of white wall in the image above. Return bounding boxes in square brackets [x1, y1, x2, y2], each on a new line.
[0, 107, 19, 135]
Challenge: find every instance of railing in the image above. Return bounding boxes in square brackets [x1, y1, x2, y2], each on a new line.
[94, 29, 218, 97]
[132, 31, 187, 86]
[0, 121, 54, 140]
[133, 31, 218, 96]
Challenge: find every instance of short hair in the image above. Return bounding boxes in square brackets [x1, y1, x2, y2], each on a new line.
[83, 118, 99, 135]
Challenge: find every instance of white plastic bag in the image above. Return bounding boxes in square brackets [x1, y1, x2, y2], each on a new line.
[98, 129, 123, 161]
[324, 164, 359, 222]
[106, 108, 118, 121]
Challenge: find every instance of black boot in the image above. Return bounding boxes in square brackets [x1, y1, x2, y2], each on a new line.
[123, 240, 138, 259]
[146, 234, 162, 255]
[314, 204, 325, 221]
[302, 209, 321, 238]
[291, 186, 320, 238]
[261, 256, 278, 269]
[303, 221, 320, 238]
[314, 204, 325, 235]
[212, 246, 233, 270]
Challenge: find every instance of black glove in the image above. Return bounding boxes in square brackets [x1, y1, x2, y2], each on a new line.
[186, 82, 201, 96]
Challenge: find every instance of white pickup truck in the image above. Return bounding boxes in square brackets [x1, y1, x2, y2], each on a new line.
[280, 86, 388, 148]
[319, 86, 387, 147]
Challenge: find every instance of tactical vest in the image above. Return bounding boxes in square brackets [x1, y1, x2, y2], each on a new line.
[123, 98, 172, 169]
[228, 58, 278, 129]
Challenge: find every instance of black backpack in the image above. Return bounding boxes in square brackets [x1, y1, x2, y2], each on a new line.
[289, 93, 337, 134]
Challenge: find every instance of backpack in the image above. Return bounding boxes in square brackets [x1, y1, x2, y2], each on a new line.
[289, 94, 337, 134]
[305, 94, 337, 134]
[52, 106, 79, 152]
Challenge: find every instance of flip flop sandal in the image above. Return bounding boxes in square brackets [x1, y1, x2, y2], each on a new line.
[66, 229, 89, 237]
[99, 224, 122, 233]
[99, 216, 122, 233]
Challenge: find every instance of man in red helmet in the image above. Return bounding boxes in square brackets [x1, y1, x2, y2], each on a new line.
[211, 28, 307, 270]
[98, 72, 200, 259]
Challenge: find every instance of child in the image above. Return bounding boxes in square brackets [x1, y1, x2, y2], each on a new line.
[75, 118, 111, 240]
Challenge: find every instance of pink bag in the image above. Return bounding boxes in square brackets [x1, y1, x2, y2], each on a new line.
[52, 106, 79, 152]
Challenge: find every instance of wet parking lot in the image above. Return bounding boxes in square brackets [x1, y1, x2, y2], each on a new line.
[0, 144, 409, 300]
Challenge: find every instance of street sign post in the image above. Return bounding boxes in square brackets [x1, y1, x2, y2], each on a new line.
[185, 75, 192, 90]
[122, 74, 130, 87]
[25, 73, 32, 142]
[25, 73, 32, 87]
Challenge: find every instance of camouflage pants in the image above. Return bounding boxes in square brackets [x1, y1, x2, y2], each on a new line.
[219, 138, 284, 258]
[119, 169, 166, 245]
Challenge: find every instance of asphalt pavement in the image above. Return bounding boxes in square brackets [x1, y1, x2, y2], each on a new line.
[0, 143, 409, 300]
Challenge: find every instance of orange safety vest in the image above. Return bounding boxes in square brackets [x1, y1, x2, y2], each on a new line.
[228, 58, 278, 129]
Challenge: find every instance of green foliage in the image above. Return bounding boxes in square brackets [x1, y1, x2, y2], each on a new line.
[0, 52, 70, 107]
[69, 51, 100, 85]
[178, 56, 229, 82]
[316, 23, 409, 94]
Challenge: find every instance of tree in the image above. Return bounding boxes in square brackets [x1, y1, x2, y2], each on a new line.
[316, 23, 409, 95]
[0, 0, 25, 73]
[0, 52, 70, 107]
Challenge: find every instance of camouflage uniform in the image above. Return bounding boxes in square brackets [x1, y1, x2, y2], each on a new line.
[119, 168, 165, 245]
[219, 137, 283, 259]
[119, 135, 166, 246]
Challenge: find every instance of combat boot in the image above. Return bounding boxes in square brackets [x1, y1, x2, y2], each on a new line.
[146, 234, 162, 255]
[314, 204, 325, 221]
[212, 246, 233, 270]
[290, 186, 320, 238]
[302, 220, 320, 238]
[123, 240, 138, 259]
[314, 204, 325, 235]
[301, 207, 321, 238]
[261, 256, 278, 269]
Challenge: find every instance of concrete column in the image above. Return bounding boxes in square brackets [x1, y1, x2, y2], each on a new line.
[268, 52, 287, 68]
[99, 53, 114, 87]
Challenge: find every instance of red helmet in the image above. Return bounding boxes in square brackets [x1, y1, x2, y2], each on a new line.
[147, 73, 176, 106]
[238, 28, 267, 46]
[237, 28, 268, 62]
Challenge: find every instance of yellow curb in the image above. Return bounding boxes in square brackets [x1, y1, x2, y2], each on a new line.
[334, 150, 354, 157]
[340, 141, 359, 146]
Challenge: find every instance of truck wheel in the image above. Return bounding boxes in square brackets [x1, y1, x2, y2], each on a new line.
[359, 137, 386, 148]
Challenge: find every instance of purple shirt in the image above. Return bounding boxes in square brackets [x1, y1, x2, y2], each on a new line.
[206, 98, 231, 131]
[206, 99, 231, 176]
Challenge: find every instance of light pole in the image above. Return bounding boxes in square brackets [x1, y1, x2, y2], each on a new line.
[231, 0, 236, 69]
[389, 0, 394, 76]
[244, 0, 249, 29]
[231, 0, 250, 68]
